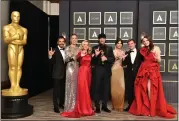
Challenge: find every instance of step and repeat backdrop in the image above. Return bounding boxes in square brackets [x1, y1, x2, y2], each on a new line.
[59, 0, 178, 102]
[69, 1, 138, 52]
[73, 11, 134, 51]
[151, 10, 178, 74]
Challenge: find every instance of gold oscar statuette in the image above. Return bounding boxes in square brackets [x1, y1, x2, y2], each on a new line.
[2, 11, 28, 96]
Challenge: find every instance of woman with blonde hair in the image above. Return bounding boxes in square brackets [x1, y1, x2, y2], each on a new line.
[61, 40, 95, 118]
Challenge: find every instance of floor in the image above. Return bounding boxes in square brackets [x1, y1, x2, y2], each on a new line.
[9, 89, 178, 120]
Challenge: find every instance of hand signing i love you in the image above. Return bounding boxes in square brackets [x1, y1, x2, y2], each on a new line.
[48, 47, 55, 56]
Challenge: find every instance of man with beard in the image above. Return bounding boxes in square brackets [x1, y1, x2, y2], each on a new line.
[48, 36, 66, 113]
[91, 33, 115, 113]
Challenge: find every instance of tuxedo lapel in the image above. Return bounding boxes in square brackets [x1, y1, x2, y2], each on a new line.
[106, 45, 109, 55]
[56, 47, 64, 62]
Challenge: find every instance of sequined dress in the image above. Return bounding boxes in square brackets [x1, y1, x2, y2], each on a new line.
[111, 49, 125, 111]
[64, 46, 79, 112]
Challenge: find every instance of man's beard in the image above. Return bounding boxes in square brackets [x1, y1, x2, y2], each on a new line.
[99, 43, 106, 51]
[59, 44, 64, 48]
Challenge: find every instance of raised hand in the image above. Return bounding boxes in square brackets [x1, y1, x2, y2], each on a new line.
[95, 47, 101, 56]
[101, 55, 107, 61]
[92, 53, 95, 57]
[48, 47, 55, 56]
[122, 54, 128, 60]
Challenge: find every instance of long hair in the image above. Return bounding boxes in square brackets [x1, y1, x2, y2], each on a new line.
[115, 38, 123, 49]
[69, 33, 78, 45]
[141, 35, 154, 52]
[79, 40, 92, 54]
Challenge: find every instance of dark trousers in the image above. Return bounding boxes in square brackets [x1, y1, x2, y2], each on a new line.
[93, 66, 110, 108]
[53, 78, 65, 108]
[125, 72, 135, 108]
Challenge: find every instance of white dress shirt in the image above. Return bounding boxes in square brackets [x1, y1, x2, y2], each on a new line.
[58, 46, 65, 62]
[130, 48, 137, 64]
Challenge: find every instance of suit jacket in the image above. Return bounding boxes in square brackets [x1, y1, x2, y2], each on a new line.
[50, 47, 66, 79]
[123, 49, 143, 79]
[91, 44, 115, 76]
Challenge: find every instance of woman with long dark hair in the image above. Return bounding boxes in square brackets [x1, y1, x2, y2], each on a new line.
[111, 38, 126, 111]
[129, 36, 177, 118]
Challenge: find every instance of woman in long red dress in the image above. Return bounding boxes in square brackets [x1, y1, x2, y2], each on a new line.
[61, 40, 95, 118]
[129, 36, 177, 118]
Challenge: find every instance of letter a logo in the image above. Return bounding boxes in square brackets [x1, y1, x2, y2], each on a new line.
[92, 31, 97, 37]
[172, 63, 178, 70]
[156, 15, 163, 21]
[108, 16, 113, 22]
[77, 16, 82, 22]
[173, 30, 178, 37]
[123, 31, 129, 37]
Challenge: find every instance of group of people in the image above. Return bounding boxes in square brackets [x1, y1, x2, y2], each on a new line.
[48, 33, 176, 118]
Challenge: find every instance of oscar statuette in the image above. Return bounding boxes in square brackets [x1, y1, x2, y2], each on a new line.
[1, 11, 33, 119]
[101, 50, 105, 65]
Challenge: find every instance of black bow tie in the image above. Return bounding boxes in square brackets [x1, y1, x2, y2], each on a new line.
[60, 48, 64, 50]
[130, 50, 134, 52]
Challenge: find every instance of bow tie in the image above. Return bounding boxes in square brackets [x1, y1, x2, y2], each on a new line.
[60, 48, 64, 50]
[130, 50, 134, 52]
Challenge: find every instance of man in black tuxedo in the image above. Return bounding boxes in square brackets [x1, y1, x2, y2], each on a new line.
[123, 39, 143, 111]
[48, 36, 66, 113]
[91, 33, 115, 113]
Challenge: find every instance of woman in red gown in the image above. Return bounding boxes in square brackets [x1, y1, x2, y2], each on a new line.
[61, 40, 95, 118]
[129, 36, 177, 118]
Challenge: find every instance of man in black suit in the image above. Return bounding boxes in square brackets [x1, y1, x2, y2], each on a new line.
[123, 39, 143, 111]
[91, 33, 115, 113]
[48, 36, 66, 113]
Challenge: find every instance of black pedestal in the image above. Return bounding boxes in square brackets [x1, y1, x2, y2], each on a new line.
[1, 94, 33, 119]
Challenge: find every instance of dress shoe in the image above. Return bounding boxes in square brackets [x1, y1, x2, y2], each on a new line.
[54, 107, 60, 113]
[59, 105, 64, 109]
[95, 107, 101, 113]
[124, 107, 130, 112]
[102, 107, 111, 113]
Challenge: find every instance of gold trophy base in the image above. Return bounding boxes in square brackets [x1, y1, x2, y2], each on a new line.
[2, 88, 28, 96]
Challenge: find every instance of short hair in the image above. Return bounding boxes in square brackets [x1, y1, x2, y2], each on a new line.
[98, 33, 106, 39]
[57, 36, 65, 42]
[127, 39, 136, 44]
[115, 38, 123, 46]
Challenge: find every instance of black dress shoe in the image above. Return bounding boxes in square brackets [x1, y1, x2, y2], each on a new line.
[54, 107, 60, 113]
[124, 107, 130, 112]
[95, 107, 101, 113]
[59, 105, 64, 109]
[102, 107, 111, 113]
